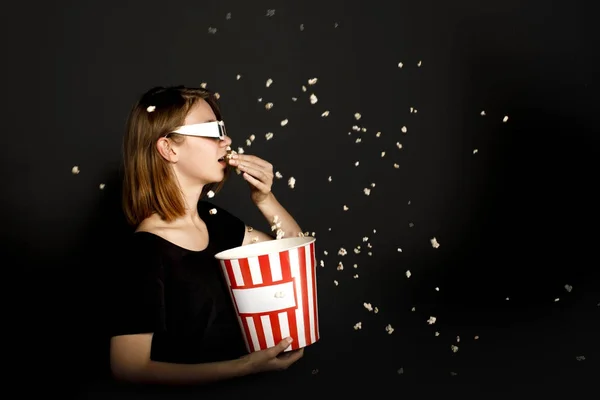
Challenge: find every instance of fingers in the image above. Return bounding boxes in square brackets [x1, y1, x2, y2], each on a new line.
[238, 163, 269, 182]
[273, 348, 304, 370]
[229, 156, 273, 175]
[268, 337, 293, 357]
[242, 172, 270, 192]
[234, 154, 272, 169]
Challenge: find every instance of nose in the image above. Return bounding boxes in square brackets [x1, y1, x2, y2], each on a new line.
[221, 135, 232, 146]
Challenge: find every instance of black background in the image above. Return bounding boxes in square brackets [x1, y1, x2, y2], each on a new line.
[3, 0, 598, 397]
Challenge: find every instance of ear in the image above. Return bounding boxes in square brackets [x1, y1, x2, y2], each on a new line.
[156, 137, 179, 162]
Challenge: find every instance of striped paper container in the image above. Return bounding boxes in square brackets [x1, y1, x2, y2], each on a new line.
[214, 236, 320, 352]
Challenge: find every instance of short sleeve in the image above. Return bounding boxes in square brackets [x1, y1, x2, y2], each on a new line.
[109, 234, 166, 337]
[198, 201, 246, 252]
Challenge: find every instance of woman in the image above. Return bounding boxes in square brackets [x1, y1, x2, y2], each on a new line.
[110, 85, 305, 385]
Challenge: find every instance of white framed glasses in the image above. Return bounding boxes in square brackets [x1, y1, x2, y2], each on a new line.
[170, 120, 227, 140]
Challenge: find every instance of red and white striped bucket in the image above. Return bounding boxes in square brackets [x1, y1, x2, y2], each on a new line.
[214, 236, 320, 353]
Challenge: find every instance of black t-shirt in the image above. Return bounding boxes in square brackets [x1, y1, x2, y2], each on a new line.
[110, 201, 249, 364]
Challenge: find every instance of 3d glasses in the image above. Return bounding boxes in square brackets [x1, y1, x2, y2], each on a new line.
[170, 120, 227, 140]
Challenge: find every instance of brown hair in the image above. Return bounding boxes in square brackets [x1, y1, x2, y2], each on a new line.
[122, 85, 230, 227]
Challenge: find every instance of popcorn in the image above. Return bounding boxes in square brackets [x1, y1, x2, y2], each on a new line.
[71, 166, 80, 175]
[146, 105, 156, 112]
[206, 190, 215, 198]
[430, 237, 440, 248]
[427, 316, 437, 325]
[209, 208, 217, 215]
[288, 177, 295, 189]
[385, 324, 394, 334]
[353, 322, 362, 330]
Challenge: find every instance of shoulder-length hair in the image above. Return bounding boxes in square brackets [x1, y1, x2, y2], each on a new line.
[122, 85, 230, 227]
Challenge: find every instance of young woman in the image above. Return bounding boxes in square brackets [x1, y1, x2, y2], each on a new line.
[110, 85, 305, 385]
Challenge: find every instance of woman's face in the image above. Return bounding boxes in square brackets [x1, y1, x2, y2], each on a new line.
[171, 98, 232, 186]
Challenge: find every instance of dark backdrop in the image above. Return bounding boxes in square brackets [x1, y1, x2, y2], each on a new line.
[3, 0, 598, 397]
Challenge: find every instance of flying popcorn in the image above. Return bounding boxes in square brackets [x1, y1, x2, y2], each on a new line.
[206, 190, 215, 198]
[209, 208, 217, 215]
[427, 316, 437, 325]
[288, 177, 295, 189]
[71, 166, 80, 175]
[146, 105, 156, 112]
[310, 94, 318, 104]
[430, 237, 440, 248]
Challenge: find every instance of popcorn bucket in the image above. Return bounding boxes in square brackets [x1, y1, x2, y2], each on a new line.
[214, 236, 320, 353]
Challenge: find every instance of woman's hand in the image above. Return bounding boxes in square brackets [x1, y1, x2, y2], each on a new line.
[228, 154, 274, 205]
[239, 337, 304, 374]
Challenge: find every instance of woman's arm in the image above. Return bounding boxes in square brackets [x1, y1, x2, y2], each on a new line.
[110, 334, 250, 385]
[242, 193, 303, 245]
[110, 333, 301, 385]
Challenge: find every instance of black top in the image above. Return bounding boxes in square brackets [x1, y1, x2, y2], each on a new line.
[110, 201, 249, 364]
